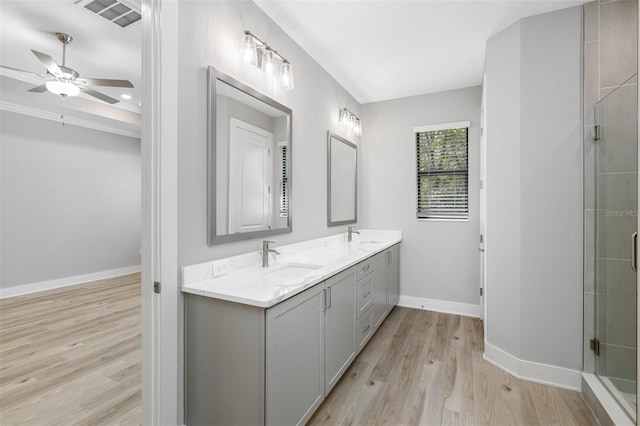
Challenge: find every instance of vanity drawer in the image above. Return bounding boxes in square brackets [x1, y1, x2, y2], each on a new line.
[357, 307, 374, 351]
[357, 275, 373, 316]
[356, 259, 374, 280]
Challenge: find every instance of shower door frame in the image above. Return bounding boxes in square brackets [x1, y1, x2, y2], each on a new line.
[590, 74, 639, 421]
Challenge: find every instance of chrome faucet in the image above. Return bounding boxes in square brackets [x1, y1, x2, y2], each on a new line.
[348, 226, 360, 242]
[261, 240, 281, 267]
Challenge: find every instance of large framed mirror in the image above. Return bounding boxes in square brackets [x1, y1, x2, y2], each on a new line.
[327, 131, 357, 226]
[208, 66, 292, 245]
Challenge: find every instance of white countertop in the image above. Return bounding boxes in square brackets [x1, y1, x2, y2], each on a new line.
[181, 229, 402, 308]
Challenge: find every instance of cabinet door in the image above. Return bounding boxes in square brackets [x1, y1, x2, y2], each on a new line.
[387, 245, 400, 308]
[266, 285, 324, 426]
[372, 251, 389, 329]
[325, 268, 356, 393]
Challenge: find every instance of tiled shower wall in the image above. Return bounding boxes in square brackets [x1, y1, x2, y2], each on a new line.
[583, 0, 638, 380]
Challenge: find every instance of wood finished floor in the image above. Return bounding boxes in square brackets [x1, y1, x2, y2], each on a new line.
[309, 307, 598, 426]
[0, 277, 598, 426]
[0, 273, 141, 425]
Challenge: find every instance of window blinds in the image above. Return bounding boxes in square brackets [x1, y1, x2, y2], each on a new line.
[279, 145, 289, 217]
[415, 126, 469, 219]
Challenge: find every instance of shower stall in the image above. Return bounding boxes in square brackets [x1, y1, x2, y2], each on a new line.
[584, 73, 638, 421]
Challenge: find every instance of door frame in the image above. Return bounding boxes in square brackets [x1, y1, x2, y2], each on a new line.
[480, 74, 488, 333]
[636, 6, 639, 418]
[141, 0, 181, 424]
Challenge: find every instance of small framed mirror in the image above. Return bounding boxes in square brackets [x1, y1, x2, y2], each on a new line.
[327, 131, 357, 226]
[208, 66, 292, 245]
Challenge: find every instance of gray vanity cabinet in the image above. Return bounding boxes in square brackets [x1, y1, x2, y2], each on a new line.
[372, 250, 389, 329]
[387, 244, 400, 307]
[184, 244, 400, 426]
[324, 268, 356, 394]
[266, 284, 325, 426]
[266, 266, 356, 425]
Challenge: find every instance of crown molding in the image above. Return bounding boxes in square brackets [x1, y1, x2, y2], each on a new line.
[0, 101, 141, 139]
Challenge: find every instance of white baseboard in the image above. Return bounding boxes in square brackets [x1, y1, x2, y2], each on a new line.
[398, 295, 480, 318]
[483, 342, 582, 391]
[0, 265, 141, 299]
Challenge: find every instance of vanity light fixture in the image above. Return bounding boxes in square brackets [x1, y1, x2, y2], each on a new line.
[241, 30, 295, 91]
[339, 107, 362, 136]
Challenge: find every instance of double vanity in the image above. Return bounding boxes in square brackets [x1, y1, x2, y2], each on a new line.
[182, 229, 402, 425]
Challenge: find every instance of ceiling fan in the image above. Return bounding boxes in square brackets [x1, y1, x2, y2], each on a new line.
[0, 32, 133, 105]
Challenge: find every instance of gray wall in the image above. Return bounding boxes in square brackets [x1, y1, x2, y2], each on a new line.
[484, 21, 523, 358]
[519, 7, 583, 369]
[485, 6, 583, 370]
[1, 111, 141, 288]
[177, 0, 361, 267]
[360, 87, 481, 307]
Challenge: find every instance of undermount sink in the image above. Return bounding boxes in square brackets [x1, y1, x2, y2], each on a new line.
[263, 263, 323, 283]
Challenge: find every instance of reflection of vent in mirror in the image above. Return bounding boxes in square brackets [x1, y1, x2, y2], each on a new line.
[78, 0, 141, 27]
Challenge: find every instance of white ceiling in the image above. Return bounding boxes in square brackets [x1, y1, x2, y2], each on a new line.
[0, 0, 141, 126]
[0, 0, 585, 121]
[255, 0, 585, 104]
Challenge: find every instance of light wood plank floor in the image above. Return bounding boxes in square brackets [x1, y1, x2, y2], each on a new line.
[0, 273, 141, 425]
[309, 307, 598, 426]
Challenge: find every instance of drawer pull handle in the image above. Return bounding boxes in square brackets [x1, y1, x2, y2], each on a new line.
[361, 265, 370, 272]
[362, 324, 371, 333]
[362, 291, 370, 297]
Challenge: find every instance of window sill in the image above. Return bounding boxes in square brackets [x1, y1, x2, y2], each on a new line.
[416, 217, 469, 223]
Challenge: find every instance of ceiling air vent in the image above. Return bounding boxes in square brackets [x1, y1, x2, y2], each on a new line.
[76, 0, 141, 28]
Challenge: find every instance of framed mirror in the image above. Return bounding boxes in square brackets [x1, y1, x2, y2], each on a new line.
[208, 66, 292, 245]
[327, 131, 357, 226]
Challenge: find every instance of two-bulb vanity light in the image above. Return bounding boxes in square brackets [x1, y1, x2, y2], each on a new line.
[241, 30, 295, 91]
[339, 108, 362, 136]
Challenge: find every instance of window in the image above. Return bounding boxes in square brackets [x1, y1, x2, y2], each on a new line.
[414, 121, 469, 220]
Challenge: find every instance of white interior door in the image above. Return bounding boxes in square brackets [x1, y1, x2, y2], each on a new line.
[228, 118, 273, 234]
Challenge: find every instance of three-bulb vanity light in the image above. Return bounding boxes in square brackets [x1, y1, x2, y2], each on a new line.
[241, 30, 294, 91]
[339, 108, 362, 136]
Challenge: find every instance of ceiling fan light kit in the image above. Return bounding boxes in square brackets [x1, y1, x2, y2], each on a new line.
[0, 32, 134, 104]
[46, 80, 80, 97]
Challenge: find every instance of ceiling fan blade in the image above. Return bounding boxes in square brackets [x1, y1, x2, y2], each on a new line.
[0, 64, 44, 78]
[82, 87, 119, 104]
[80, 78, 134, 88]
[31, 50, 63, 76]
[28, 84, 48, 93]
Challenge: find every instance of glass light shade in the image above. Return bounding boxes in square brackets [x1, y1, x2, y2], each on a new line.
[280, 60, 294, 91]
[261, 47, 275, 75]
[241, 32, 258, 67]
[348, 113, 356, 131]
[339, 109, 349, 129]
[46, 80, 80, 97]
[355, 118, 362, 136]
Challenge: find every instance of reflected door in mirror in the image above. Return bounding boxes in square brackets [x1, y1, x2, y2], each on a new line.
[228, 118, 273, 233]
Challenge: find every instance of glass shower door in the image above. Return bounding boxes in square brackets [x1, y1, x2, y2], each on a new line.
[593, 74, 638, 419]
